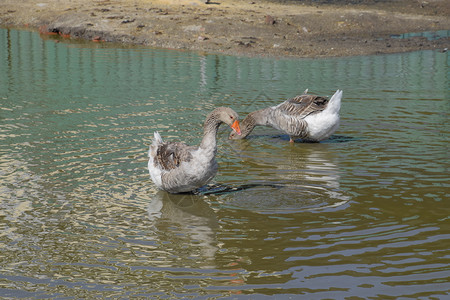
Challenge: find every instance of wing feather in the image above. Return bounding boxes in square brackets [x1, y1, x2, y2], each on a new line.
[155, 142, 194, 171]
[276, 94, 329, 119]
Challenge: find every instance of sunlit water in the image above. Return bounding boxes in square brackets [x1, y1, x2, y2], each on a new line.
[0, 28, 449, 298]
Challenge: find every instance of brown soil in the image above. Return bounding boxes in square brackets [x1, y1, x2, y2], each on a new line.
[1, 0, 449, 58]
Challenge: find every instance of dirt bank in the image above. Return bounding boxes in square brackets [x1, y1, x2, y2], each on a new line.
[1, 0, 449, 57]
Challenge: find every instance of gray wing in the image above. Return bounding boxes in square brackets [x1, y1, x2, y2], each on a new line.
[155, 142, 195, 171]
[276, 94, 329, 119]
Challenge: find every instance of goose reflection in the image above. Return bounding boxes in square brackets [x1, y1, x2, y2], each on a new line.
[147, 191, 220, 266]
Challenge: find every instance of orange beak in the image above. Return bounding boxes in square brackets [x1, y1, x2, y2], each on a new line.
[231, 120, 241, 135]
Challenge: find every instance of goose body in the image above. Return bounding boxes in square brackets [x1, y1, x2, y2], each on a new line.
[148, 107, 241, 193]
[229, 89, 342, 142]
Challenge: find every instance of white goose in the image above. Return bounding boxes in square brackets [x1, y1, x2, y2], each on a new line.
[229, 89, 342, 142]
[148, 107, 241, 194]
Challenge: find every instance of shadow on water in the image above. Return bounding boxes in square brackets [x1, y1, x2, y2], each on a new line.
[322, 134, 361, 143]
[242, 132, 359, 143]
[272, 134, 358, 143]
[193, 183, 283, 195]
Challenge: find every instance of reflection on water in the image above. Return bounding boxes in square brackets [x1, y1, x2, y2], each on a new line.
[148, 192, 220, 268]
[220, 138, 350, 213]
[0, 28, 449, 298]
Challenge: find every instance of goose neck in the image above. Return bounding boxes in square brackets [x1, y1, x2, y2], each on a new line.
[200, 114, 221, 150]
[240, 108, 269, 137]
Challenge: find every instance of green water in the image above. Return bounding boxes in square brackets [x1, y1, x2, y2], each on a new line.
[0, 28, 449, 298]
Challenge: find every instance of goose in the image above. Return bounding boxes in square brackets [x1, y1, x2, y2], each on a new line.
[148, 107, 241, 194]
[229, 89, 342, 142]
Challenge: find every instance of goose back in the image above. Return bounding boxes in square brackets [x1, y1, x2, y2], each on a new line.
[275, 94, 329, 119]
[160, 147, 218, 193]
[155, 142, 194, 170]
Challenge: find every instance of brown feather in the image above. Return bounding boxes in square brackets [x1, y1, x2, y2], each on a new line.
[277, 94, 329, 119]
[155, 142, 194, 171]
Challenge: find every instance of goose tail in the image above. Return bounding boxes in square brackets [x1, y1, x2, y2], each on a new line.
[153, 131, 163, 146]
[149, 131, 163, 157]
[325, 89, 342, 114]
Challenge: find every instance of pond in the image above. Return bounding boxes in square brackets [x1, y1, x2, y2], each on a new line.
[0, 28, 448, 298]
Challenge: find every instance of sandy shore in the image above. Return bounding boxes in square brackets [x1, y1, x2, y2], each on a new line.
[1, 0, 449, 58]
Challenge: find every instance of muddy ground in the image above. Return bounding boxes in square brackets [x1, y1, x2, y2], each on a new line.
[1, 0, 449, 58]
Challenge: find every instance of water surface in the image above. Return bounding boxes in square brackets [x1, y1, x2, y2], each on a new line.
[0, 28, 449, 298]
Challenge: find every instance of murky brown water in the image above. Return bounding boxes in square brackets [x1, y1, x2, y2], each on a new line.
[0, 28, 449, 298]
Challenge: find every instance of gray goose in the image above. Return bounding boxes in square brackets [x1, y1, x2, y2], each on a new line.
[229, 90, 342, 142]
[148, 107, 241, 193]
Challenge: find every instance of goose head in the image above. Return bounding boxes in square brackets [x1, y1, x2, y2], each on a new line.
[210, 107, 241, 135]
[229, 113, 255, 140]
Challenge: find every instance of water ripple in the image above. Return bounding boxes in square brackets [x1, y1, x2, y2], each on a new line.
[1, 29, 449, 298]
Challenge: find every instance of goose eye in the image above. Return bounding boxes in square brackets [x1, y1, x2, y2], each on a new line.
[229, 115, 233, 119]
